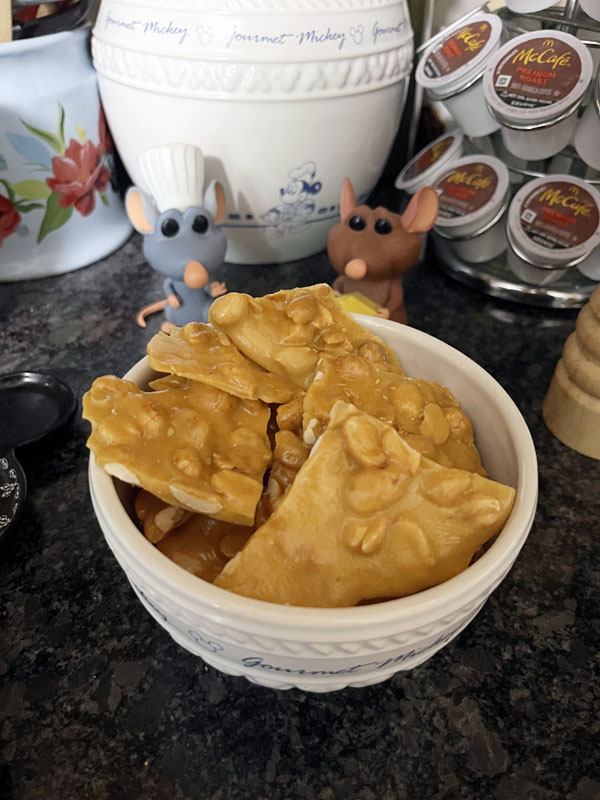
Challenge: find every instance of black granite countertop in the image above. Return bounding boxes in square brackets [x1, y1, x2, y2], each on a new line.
[1, 232, 599, 800]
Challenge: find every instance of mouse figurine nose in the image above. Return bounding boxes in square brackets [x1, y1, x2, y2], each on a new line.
[344, 258, 368, 280]
[184, 260, 209, 289]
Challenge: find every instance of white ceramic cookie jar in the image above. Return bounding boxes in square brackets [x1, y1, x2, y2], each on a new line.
[91, 0, 414, 264]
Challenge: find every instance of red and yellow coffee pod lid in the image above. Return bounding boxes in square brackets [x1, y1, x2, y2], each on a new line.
[508, 175, 600, 268]
[416, 14, 503, 100]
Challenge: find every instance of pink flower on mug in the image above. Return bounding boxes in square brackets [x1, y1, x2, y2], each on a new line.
[46, 138, 110, 217]
[0, 195, 21, 247]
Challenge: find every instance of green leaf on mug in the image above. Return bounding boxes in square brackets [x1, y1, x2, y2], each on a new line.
[12, 180, 52, 200]
[37, 192, 73, 243]
[15, 202, 45, 213]
[56, 104, 66, 153]
[0, 178, 16, 204]
[20, 120, 64, 155]
[100, 192, 109, 207]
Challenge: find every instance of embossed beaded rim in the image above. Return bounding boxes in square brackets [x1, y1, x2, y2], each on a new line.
[91, 41, 414, 100]
[104, 0, 406, 11]
[88, 316, 538, 631]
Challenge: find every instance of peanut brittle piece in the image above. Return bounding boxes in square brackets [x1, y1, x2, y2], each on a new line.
[392, 374, 486, 475]
[255, 429, 311, 527]
[146, 323, 296, 404]
[302, 353, 397, 445]
[157, 520, 253, 583]
[302, 353, 486, 475]
[83, 375, 271, 526]
[214, 402, 515, 607]
[208, 284, 401, 390]
[134, 490, 252, 581]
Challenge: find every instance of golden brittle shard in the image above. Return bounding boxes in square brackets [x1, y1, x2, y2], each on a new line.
[214, 402, 515, 607]
[83, 375, 271, 526]
[146, 322, 296, 404]
[303, 352, 486, 473]
[209, 283, 402, 389]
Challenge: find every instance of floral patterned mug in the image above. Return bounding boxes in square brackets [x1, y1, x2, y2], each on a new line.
[0, 28, 131, 281]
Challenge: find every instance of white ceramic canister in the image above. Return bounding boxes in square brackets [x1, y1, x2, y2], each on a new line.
[0, 29, 131, 281]
[506, 174, 600, 285]
[432, 154, 511, 263]
[395, 129, 464, 194]
[415, 14, 503, 138]
[483, 30, 593, 161]
[580, 0, 600, 22]
[574, 74, 600, 171]
[91, 0, 414, 265]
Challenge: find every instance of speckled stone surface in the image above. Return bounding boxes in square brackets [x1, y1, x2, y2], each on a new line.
[1, 230, 599, 800]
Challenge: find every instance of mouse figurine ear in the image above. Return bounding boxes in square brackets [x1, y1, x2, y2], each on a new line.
[204, 180, 226, 224]
[125, 186, 159, 235]
[400, 186, 439, 234]
[339, 177, 357, 220]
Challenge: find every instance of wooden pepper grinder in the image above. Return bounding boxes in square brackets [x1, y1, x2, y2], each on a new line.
[542, 284, 600, 459]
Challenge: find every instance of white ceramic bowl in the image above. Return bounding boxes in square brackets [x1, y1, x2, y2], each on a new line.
[88, 316, 538, 692]
[91, 0, 414, 264]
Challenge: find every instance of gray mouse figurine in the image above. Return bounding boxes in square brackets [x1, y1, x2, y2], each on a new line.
[124, 144, 228, 331]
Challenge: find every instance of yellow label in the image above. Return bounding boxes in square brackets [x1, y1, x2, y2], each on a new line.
[446, 167, 493, 191]
[336, 293, 382, 316]
[511, 42, 572, 70]
[455, 26, 487, 54]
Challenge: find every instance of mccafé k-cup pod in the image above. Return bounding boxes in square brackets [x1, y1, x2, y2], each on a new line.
[506, 175, 600, 285]
[432, 154, 510, 264]
[395, 130, 464, 195]
[415, 14, 503, 138]
[483, 30, 593, 161]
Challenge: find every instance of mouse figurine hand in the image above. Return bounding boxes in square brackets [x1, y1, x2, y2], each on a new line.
[125, 144, 228, 331]
[327, 177, 439, 324]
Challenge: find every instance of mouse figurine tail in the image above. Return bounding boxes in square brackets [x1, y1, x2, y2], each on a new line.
[136, 299, 168, 328]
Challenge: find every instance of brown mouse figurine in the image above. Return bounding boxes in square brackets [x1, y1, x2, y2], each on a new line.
[327, 178, 439, 324]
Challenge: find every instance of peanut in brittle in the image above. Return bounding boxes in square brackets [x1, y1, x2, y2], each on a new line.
[135, 490, 253, 582]
[83, 375, 271, 526]
[134, 489, 191, 544]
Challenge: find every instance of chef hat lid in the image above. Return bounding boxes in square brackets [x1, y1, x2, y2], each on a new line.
[138, 144, 205, 213]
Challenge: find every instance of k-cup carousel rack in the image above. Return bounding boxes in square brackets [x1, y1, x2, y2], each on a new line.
[421, 0, 600, 308]
[430, 232, 598, 308]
